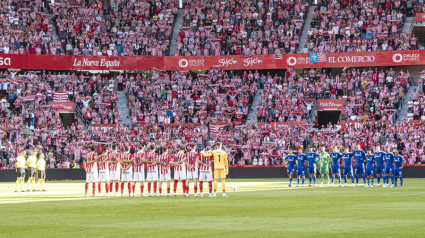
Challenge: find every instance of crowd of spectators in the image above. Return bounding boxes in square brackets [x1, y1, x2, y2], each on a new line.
[303, 0, 419, 53]
[175, 0, 309, 56]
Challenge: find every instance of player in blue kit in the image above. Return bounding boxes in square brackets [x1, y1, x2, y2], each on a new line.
[342, 147, 355, 187]
[365, 149, 375, 187]
[353, 145, 366, 187]
[384, 147, 395, 187]
[330, 146, 342, 187]
[393, 150, 405, 188]
[296, 148, 307, 187]
[373, 146, 385, 187]
[284, 149, 297, 187]
[306, 148, 319, 187]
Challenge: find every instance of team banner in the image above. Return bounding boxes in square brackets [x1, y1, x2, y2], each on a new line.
[416, 13, 425, 22]
[48, 102, 75, 113]
[0, 50, 423, 71]
[317, 99, 346, 110]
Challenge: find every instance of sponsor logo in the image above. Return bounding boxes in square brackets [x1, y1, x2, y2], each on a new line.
[287, 57, 297, 66]
[50, 103, 74, 111]
[0, 57, 11, 66]
[218, 58, 238, 67]
[73, 58, 120, 67]
[328, 56, 375, 63]
[319, 101, 344, 108]
[243, 57, 262, 67]
[392, 53, 420, 63]
[178, 58, 204, 68]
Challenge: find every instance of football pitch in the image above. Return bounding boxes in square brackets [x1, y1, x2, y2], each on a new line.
[1, 179, 425, 238]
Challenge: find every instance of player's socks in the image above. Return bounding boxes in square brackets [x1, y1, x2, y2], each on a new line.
[371, 178, 374, 186]
[37, 181, 41, 190]
[194, 185, 198, 194]
[338, 176, 341, 184]
[302, 177, 305, 185]
[106, 183, 109, 194]
[391, 175, 394, 185]
[331, 175, 335, 184]
[127, 183, 131, 195]
[289, 178, 292, 185]
[41, 181, 45, 190]
[159, 187, 162, 194]
[15, 180, 19, 191]
[327, 176, 330, 185]
[355, 175, 359, 184]
[147, 182, 151, 194]
[367, 178, 370, 186]
[140, 185, 144, 195]
[344, 175, 347, 184]
[32, 180, 35, 190]
[394, 177, 398, 187]
[222, 181, 226, 193]
[132, 185, 135, 194]
[92, 183, 96, 195]
[120, 182, 124, 194]
[208, 181, 213, 193]
[400, 176, 403, 187]
[377, 176, 380, 185]
[313, 176, 316, 184]
[350, 176, 354, 184]
[115, 182, 119, 193]
[85, 183, 89, 195]
[297, 177, 300, 186]
[167, 187, 170, 194]
[362, 175, 366, 184]
[173, 180, 178, 193]
[309, 177, 312, 184]
[98, 183, 102, 193]
[109, 182, 113, 191]
[182, 180, 187, 195]
[214, 180, 218, 193]
[153, 182, 158, 194]
[27, 181, 31, 190]
[20, 181, 24, 191]
[199, 181, 203, 193]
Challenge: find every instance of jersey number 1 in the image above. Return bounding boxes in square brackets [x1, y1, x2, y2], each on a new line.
[218, 155, 221, 162]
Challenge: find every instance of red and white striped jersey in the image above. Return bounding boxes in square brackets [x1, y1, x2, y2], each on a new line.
[108, 151, 120, 171]
[185, 151, 199, 172]
[98, 154, 109, 171]
[133, 152, 145, 172]
[158, 154, 171, 174]
[199, 152, 212, 171]
[173, 152, 186, 171]
[85, 151, 97, 173]
[120, 152, 133, 170]
[146, 151, 158, 172]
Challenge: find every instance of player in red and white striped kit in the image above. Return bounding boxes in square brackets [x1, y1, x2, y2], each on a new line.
[132, 145, 146, 196]
[157, 147, 172, 197]
[173, 147, 187, 197]
[97, 147, 110, 197]
[108, 144, 121, 196]
[186, 145, 200, 197]
[146, 145, 159, 197]
[119, 146, 133, 197]
[84, 146, 107, 197]
[197, 148, 213, 197]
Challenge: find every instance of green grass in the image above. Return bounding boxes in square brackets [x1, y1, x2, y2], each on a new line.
[1, 179, 425, 238]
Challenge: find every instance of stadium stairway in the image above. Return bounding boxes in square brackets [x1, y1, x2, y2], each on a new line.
[401, 17, 414, 36]
[246, 89, 263, 124]
[398, 85, 418, 122]
[169, 8, 184, 56]
[116, 91, 131, 126]
[298, 6, 316, 53]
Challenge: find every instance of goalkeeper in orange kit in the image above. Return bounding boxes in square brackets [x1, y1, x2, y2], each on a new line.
[201, 142, 229, 197]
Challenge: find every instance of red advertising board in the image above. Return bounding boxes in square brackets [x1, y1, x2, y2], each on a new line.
[416, 13, 425, 22]
[317, 99, 345, 110]
[48, 102, 75, 113]
[0, 50, 424, 71]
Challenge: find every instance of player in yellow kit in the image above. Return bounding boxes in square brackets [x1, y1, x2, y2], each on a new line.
[26, 151, 38, 192]
[36, 153, 47, 191]
[201, 142, 229, 197]
[15, 151, 27, 192]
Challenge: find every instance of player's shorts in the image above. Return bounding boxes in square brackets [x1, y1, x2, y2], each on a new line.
[307, 166, 316, 174]
[121, 170, 133, 182]
[366, 167, 374, 176]
[394, 169, 402, 177]
[187, 169, 199, 179]
[133, 171, 145, 182]
[319, 167, 329, 174]
[214, 169, 226, 179]
[37, 170, 46, 180]
[109, 170, 120, 181]
[29, 167, 37, 177]
[355, 165, 365, 175]
[146, 171, 158, 181]
[343, 167, 353, 176]
[385, 167, 393, 174]
[17, 168, 26, 178]
[159, 173, 171, 182]
[174, 169, 186, 180]
[98, 170, 110, 182]
[199, 170, 212, 182]
[86, 172, 98, 183]
[287, 167, 295, 174]
[375, 166, 385, 174]
[331, 167, 340, 174]
[296, 168, 305, 176]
